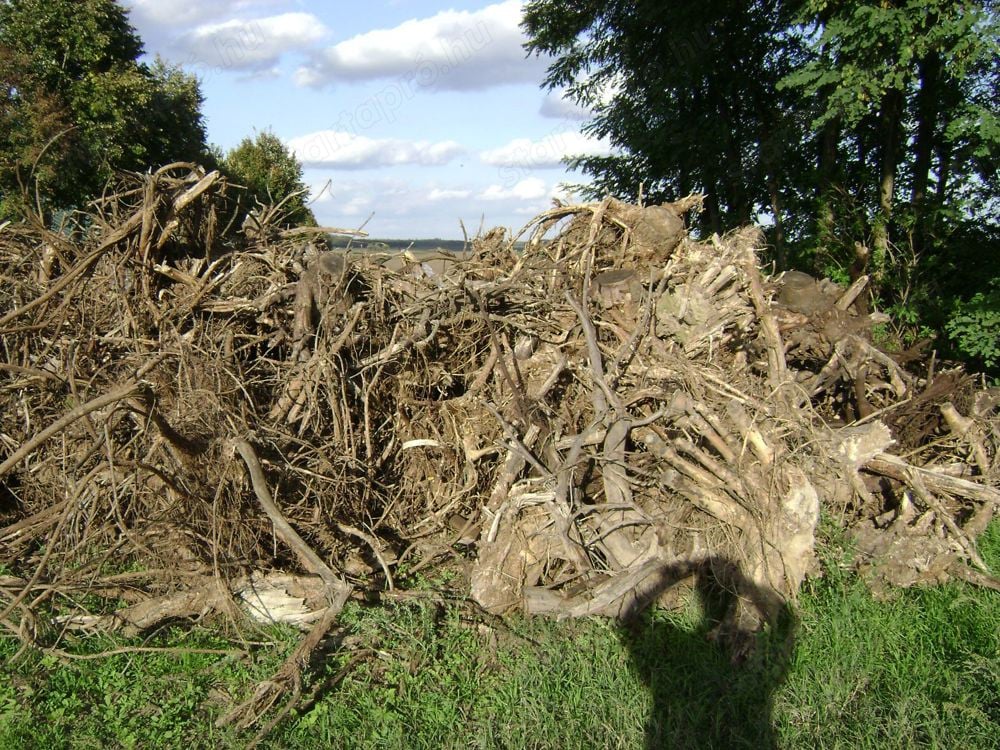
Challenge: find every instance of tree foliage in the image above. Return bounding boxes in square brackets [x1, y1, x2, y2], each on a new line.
[222, 130, 316, 227]
[0, 0, 207, 217]
[524, 1, 806, 243]
[781, 1, 999, 264]
[523, 0, 1000, 370]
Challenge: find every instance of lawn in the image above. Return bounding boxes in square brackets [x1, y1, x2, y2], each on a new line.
[1, 520, 997, 749]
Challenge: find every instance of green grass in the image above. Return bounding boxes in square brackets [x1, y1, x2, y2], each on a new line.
[775, 518, 1000, 749]
[1, 522, 997, 749]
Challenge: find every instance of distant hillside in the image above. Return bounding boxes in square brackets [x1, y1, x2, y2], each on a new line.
[326, 237, 469, 253]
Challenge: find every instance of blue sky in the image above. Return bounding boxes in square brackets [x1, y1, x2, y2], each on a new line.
[121, 0, 612, 239]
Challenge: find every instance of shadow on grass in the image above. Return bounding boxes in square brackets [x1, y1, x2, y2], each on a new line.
[620, 556, 797, 749]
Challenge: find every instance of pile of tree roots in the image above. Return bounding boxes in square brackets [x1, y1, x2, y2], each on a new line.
[1, 164, 998, 721]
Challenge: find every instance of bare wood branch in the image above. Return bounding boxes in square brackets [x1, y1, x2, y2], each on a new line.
[234, 439, 352, 605]
[0, 382, 141, 478]
[835, 274, 869, 311]
[866, 454, 1000, 507]
[336, 523, 395, 590]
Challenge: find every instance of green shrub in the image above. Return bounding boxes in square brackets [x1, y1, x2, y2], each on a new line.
[946, 279, 1000, 370]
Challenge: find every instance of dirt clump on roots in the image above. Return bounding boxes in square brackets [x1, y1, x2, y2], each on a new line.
[1, 164, 997, 728]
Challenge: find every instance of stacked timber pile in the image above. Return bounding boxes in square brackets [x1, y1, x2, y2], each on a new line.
[0, 163, 997, 722]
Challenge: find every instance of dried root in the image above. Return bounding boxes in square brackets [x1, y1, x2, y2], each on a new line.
[1, 169, 997, 731]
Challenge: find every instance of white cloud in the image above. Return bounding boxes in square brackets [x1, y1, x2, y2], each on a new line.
[539, 90, 591, 120]
[304, 179, 336, 203]
[304, 176, 465, 232]
[513, 204, 545, 215]
[337, 195, 375, 217]
[124, 0, 290, 29]
[175, 13, 327, 71]
[510, 182, 577, 214]
[478, 177, 548, 201]
[480, 132, 613, 169]
[295, 0, 548, 90]
[289, 130, 465, 169]
[427, 188, 472, 201]
[301, 174, 590, 240]
[124, 0, 238, 28]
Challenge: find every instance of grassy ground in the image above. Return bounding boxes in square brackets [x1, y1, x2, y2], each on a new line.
[1, 521, 997, 749]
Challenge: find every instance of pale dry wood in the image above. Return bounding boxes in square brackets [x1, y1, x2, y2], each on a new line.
[215, 603, 341, 734]
[524, 553, 710, 619]
[336, 522, 395, 590]
[835, 274, 869, 311]
[866, 454, 1000, 507]
[280, 225, 368, 238]
[941, 402, 991, 475]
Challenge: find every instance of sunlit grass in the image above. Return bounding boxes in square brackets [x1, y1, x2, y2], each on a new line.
[1, 520, 997, 749]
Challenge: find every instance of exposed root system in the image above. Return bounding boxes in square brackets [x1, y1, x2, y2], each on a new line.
[1, 164, 997, 726]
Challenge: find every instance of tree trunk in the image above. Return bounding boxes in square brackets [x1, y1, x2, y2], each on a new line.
[872, 88, 904, 273]
[935, 143, 951, 207]
[702, 189, 723, 236]
[723, 129, 752, 226]
[911, 52, 940, 247]
[714, 85, 752, 228]
[931, 76, 964, 216]
[766, 172, 787, 269]
[816, 117, 841, 254]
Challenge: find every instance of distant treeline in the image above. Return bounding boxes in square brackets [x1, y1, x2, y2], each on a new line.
[328, 238, 490, 253]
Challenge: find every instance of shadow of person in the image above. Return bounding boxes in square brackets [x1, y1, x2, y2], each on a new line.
[619, 556, 797, 749]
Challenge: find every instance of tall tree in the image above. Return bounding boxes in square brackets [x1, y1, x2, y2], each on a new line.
[781, 0, 999, 278]
[0, 0, 208, 217]
[522, 0, 808, 255]
[523, 1, 998, 250]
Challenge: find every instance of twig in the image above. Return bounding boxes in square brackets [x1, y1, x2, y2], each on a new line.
[608, 268, 670, 386]
[357, 312, 437, 370]
[729, 233, 789, 399]
[482, 403, 548, 477]
[0, 382, 141, 478]
[0, 492, 77, 625]
[336, 523, 395, 590]
[565, 291, 612, 414]
[866, 454, 1000, 507]
[906, 469, 990, 573]
[0, 214, 145, 328]
[234, 439, 352, 605]
[216, 605, 341, 735]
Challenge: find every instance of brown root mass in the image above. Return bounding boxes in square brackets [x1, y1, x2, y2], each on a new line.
[1, 164, 998, 720]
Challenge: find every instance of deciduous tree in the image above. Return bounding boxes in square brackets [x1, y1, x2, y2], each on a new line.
[523, 0, 807, 256]
[223, 131, 316, 228]
[782, 0, 999, 277]
[0, 0, 208, 217]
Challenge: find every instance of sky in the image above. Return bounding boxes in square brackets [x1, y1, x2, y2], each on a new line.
[120, 0, 612, 239]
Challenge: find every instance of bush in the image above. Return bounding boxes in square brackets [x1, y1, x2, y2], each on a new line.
[946, 279, 1000, 372]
